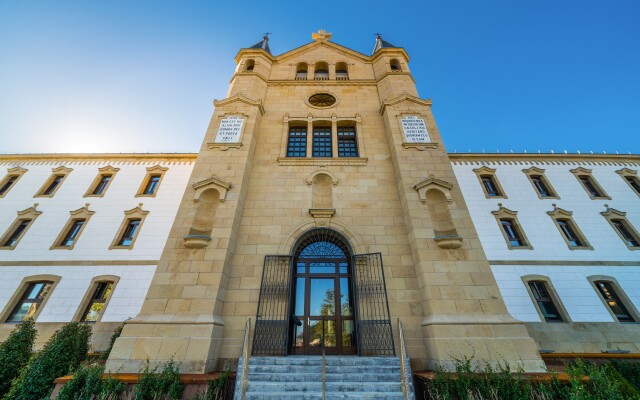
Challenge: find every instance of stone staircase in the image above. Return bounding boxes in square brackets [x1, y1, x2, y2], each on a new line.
[238, 356, 412, 399]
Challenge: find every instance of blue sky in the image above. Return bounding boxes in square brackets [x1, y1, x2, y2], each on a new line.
[0, 1, 639, 154]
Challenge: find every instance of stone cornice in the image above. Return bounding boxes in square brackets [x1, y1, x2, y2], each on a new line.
[449, 153, 640, 165]
[0, 153, 197, 163]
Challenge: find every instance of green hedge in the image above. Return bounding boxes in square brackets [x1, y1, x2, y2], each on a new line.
[0, 319, 37, 398]
[4, 322, 91, 400]
[420, 358, 640, 400]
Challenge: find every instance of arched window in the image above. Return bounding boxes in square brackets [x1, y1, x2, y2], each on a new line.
[296, 62, 308, 80]
[76, 276, 120, 323]
[390, 59, 402, 71]
[244, 59, 255, 71]
[589, 277, 638, 322]
[336, 62, 348, 80]
[1, 275, 61, 322]
[314, 62, 329, 80]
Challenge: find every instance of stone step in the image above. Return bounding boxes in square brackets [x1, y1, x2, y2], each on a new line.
[249, 364, 400, 374]
[245, 392, 404, 400]
[245, 393, 322, 400]
[326, 394, 405, 400]
[245, 372, 400, 382]
[247, 381, 402, 393]
[247, 381, 322, 392]
[250, 356, 400, 366]
[326, 382, 403, 393]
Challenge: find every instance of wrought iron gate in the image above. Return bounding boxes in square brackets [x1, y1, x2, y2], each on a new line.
[352, 252, 395, 356]
[252, 255, 292, 356]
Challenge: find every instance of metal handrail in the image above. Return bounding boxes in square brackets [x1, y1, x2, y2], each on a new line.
[321, 316, 326, 400]
[240, 317, 251, 400]
[398, 318, 409, 400]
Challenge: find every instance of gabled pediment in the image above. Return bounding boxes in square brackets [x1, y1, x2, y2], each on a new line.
[380, 93, 432, 115]
[213, 95, 264, 115]
[275, 40, 371, 63]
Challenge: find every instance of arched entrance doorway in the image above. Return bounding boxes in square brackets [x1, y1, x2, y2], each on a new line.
[252, 227, 394, 357]
[290, 228, 356, 355]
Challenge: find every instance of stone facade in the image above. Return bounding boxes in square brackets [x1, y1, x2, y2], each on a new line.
[1, 32, 639, 375]
[103, 32, 543, 374]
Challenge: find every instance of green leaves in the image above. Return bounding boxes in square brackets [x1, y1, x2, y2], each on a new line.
[4, 322, 91, 400]
[0, 319, 37, 398]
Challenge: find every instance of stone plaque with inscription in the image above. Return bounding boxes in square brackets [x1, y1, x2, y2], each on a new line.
[401, 116, 430, 143]
[214, 116, 245, 143]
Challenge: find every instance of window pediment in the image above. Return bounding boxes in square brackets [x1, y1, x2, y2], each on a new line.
[546, 204, 573, 218]
[413, 176, 453, 204]
[192, 176, 232, 202]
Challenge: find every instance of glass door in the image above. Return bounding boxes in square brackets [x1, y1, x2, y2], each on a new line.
[292, 259, 356, 355]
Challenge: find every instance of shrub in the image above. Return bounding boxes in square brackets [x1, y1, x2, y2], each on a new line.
[0, 318, 37, 398]
[4, 322, 92, 400]
[56, 363, 126, 400]
[611, 360, 640, 392]
[423, 358, 640, 400]
[134, 359, 183, 400]
[199, 369, 232, 400]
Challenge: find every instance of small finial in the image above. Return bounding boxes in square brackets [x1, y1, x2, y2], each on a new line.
[34, 203, 39, 208]
[374, 32, 383, 39]
[85, 203, 90, 208]
[138, 203, 143, 207]
[498, 203, 503, 208]
[312, 30, 332, 41]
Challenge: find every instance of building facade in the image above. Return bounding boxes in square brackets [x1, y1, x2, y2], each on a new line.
[0, 32, 639, 376]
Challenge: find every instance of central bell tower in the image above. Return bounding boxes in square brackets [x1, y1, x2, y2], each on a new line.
[105, 31, 544, 374]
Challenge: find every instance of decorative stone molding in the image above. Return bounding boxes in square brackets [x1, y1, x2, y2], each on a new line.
[135, 165, 168, 198]
[309, 208, 336, 218]
[616, 168, 640, 197]
[413, 175, 454, 204]
[601, 205, 640, 250]
[213, 95, 265, 115]
[547, 204, 593, 250]
[306, 169, 338, 186]
[277, 157, 367, 166]
[0, 274, 61, 322]
[379, 93, 432, 115]
[473, 166, 507, 199]
[402, 142, 439, 151]
[521, 275, 571, 323]
[570, 167, 611, 200]
[492, 204, 533, 250]
[50, 204, 95, 250]
[192, 176, 232, 202]
[279, 220, 366, 255]
[109, 204, 149, 250]
[34, 166, 73, 198]
[183, 235, 212, 249]
[0, 204, 42, 250]
[0, 166, 28, 198]
[522, 166, 559, 199]
[84, 165, 120, 197]
[433, 234, 463, 249]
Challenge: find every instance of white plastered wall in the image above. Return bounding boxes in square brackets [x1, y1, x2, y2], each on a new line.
[452, 159, 640, 322]
[0, 158, 194, 322]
